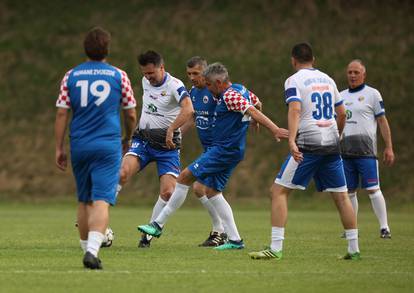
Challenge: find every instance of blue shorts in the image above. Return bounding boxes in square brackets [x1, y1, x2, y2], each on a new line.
[343, 158, 380, 190]
[71, 148, 121, 205]
[188, 146, 242, 192]
[126, 137, 180, 177]
[275, 153, 347, 192]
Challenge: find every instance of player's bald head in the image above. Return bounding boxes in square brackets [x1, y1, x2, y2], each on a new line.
[347, 59, 366, 74]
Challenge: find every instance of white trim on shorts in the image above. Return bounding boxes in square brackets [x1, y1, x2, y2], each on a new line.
[274, 178, 306, 190]
[164, 171, 179, 178]
[274, 156, 306, 190]
[323, 186, 348, 192]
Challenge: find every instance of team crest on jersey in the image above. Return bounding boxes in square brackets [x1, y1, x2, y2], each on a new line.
[203, 96, 209, 104]
[358, 96, 365, 102]
[161, 91, 167, 96]
[192, 95, 196, 102]
[148, 103, 158, 113]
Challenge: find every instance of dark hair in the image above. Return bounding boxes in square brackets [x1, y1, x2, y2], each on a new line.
[291, 43, 313, 63]
[83, 27, 111, 61]
[186, 56, 207, 69]
[138, 50, 164, 67]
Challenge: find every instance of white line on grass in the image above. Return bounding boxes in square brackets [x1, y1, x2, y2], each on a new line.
[0, 270, 412, 275]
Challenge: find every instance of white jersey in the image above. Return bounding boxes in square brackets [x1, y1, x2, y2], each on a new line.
[340, 84, 385, 158]
[135, 72, 189, 150]
[284, 68, 343, 154]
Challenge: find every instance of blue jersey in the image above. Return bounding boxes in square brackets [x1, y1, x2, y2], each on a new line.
[56, 61, 136, 151]
[189, 86, 216, 149]
[212, 83, 258, 157]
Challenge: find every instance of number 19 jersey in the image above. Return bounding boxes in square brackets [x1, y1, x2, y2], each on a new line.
[284, 68, 343, 154]
[56, 61, 136, 150]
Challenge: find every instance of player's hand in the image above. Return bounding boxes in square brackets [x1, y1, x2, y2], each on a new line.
[289, 141, 303, 163]
[55, 149, 67, 171]
[166, 127, 176, 149]
[274, 128, 289, 142]
[383, 147, 395, 166]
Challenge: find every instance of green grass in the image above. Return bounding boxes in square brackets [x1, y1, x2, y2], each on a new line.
[0, 204, 413, 293]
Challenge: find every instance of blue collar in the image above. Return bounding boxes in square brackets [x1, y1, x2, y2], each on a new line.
[349, 83, 365, 93]
[154, 73, 168, 87]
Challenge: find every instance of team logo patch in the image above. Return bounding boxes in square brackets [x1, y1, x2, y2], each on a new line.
[358, 96, 365, 102]
[148, 103, 158, 113]
[346, 109, 352, 120]
[192, 95, 196, 102]
[203, 95, 209, 104]
[161, 91, 167, 96]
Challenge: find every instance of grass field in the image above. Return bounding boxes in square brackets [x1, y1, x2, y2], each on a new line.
[0, 204, 413, 293]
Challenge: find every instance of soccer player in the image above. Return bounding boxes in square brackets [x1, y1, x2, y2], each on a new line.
[249, 43, 361, 260]
[117, 50, 193, 248]
[184, 56, 227, 246]
[138, 62, 288, 250]
[55, 27, 137, 269]
[340, 59, 395, 238]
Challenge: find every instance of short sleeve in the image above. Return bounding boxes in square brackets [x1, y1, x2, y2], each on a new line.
[372, 89, 385, 117]
[248, 90, 260, 106]
[333, 84, 344, 107]
[56, 70, 72, 109]
[223, 89, 252, 114]
[171, 78, 190, 103]
[284, 77, 302, 104]
[120, 70, 137, 109]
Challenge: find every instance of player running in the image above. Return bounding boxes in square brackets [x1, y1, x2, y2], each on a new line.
[340, 59, 395, 238]
[55, 27, 137, 269]
[117, 50, 193, 248]
[249, 43, 361, 261]
[138, 62, 288, 250]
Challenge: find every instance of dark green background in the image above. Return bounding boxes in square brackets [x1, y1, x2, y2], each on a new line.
[1, 0, 412, 204]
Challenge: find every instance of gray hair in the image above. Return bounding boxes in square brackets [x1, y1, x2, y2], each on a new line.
[203, 62, 229, 82]
[186, 56, 207, 69]
[349, 59, 366, 73]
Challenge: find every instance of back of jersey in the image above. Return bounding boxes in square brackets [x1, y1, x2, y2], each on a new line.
[284, 69, 343, 154]
[56, 61, 135, 151]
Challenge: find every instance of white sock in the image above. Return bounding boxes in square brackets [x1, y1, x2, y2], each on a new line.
[115, 184, 122, 198]
[199, 196, 224, 233]
[150, 196, 167, 222]
[80, 239, 88, 253]
[270, 227, 284, 252]
[86, 231, 105, 257]
[369, 190, 389, 230]
[209, 194, 241, 241]
[345, 229, 359, 254]
[155, 183, 190, 227]
[348, 192, 358, 217]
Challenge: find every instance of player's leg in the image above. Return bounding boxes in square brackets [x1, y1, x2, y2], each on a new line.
[194, 181, 226, 246]
[343, 158, 359, 216]
[249, 154, 315, 260]
[316, 154, 360, 259]
[359, 158, 391, 238]
[77, 203, 88, 253]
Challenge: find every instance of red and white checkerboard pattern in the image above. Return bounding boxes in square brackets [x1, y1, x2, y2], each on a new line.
[119, 69, 136, 109]
[56, 70, 72, 109]
[249, 91, 260, 106]
[223, 89, 252, 113]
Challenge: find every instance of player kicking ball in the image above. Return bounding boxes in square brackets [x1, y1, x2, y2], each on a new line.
[138, 62, 288, 250]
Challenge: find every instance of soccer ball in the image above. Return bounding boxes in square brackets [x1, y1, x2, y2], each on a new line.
[101, 227, 114, 248]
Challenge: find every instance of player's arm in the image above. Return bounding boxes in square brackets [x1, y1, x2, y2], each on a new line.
[335, 103, 346, 136]
[122, 108, 137, 153]
[180, 114, 195, 136]
[287, 101, 303, 163]
[166, 97, 194, 149]
[377, 115, 395, 166]
[55, 108, 70, 171]
[249, 90, 262, 131]
[246, 107, 288, 141]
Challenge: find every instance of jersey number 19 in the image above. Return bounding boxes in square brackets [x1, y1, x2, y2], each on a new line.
[76, 80, 111, 107]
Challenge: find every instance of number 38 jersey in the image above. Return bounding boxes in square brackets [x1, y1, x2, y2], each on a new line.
[56, 61, 136, 150]
[284, 68, 343, 154]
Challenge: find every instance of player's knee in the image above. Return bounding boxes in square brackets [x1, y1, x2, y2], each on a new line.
[160, 190, 173, 201]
